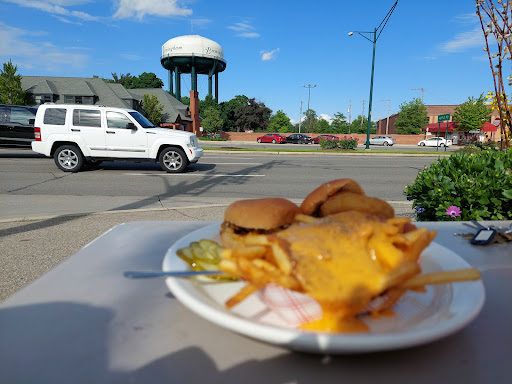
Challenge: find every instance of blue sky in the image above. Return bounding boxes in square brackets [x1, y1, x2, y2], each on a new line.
[1, 0, 509, 124]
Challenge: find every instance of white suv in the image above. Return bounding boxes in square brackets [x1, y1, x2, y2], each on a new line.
[31, 104, 203, 173]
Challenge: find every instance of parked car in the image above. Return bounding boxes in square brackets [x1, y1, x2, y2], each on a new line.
[417, 137, 453, 147]
[364, 135, 396, 146]
[256, 133, 287, 144]
[286, 133, 313, 144]
[31, 104, 203, 173]
[312, 134, 339, 144]
[0, 104, 38, 147]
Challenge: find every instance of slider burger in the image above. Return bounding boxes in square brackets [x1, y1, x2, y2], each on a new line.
[300, 178, 395, 219]
[220, 198, 301, 248]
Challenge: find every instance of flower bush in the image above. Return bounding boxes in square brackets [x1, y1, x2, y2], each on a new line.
[405, 148, 512, 221]
[339, 136, 359, 150]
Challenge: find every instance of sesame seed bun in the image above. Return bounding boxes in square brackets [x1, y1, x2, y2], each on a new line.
[300, 179, 365, 216]
[224, 198, 301, 230]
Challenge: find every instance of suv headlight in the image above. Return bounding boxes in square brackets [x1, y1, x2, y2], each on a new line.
[188, 135, 199, 148]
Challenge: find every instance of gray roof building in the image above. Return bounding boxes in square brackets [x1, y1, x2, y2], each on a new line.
[21, 76, 192, 125]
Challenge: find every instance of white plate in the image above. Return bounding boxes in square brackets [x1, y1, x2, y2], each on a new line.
[162, 222, 485, 354]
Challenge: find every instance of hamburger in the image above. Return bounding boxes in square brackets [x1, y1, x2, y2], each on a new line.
[220, 197, 301, 248]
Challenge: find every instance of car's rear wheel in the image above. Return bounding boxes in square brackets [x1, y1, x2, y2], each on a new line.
[420, 143, 426, 146]
[257, 138, 262, 143]
[54, 145, 84, 172]
[383, 141, 389, 146]
[440, 143, 446, 147]
[159, 147, 188, 173]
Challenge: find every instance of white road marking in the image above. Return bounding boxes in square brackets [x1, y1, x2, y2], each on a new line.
[124, 173, 266, 177]
[200, 162, 263, 165]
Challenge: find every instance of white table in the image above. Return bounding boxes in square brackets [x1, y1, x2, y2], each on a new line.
[1, 220, 511, 384]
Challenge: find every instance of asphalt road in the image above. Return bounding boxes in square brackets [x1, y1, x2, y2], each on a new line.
[0, 146, 443, 302]
[0, 147, 440, 219]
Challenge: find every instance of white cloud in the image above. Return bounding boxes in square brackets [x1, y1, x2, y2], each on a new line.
[4, 0, 99, 21]
[228, 21, 260, 38]
[260, 48, 279, 61]
[319, 114, 333, 124]
[439, 27, 484, 53]
[0, 22, 89, 72]
[113, 0, 192, 19]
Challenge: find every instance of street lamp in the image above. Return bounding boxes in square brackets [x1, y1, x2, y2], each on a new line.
[303, 84, 316, 132]
[349, 0, 398, 149]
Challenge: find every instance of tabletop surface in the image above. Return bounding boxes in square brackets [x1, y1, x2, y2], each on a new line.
[1, 220, 511, 384]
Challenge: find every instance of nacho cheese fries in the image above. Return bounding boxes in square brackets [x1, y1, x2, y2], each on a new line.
[214, 179, 481, 333]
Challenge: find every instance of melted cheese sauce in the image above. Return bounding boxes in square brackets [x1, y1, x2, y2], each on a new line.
[276, 212, 415, 332]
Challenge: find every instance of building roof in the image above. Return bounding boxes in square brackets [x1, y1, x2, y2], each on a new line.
[128, 88, 192, 122]
[21, 76, 190, 123]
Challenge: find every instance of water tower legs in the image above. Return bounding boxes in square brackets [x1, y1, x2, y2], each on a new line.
[215, 72, 219, 101]
[175, 68, 181, 101]
[190, 90, 200, 136]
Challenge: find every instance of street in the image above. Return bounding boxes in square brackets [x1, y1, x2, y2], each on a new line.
[0, 147, 440, 219]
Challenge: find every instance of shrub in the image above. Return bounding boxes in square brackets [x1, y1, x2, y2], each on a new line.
[405, 148, 512, 221]
[319, 138, 338, 149]
[339, 136, 358, 150]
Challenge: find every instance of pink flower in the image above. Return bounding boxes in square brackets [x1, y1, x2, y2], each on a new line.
[446, 206, 461, 217]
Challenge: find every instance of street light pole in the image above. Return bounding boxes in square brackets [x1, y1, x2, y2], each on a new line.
[303, 84, 316, 132]
[348, 0, 398, 150]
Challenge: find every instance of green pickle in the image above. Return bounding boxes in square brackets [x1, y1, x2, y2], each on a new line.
[176, 239, 236, 281]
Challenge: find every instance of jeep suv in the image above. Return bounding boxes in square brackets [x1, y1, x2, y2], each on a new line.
[31, 104, 203, 173]
[0, 104, 38, 147]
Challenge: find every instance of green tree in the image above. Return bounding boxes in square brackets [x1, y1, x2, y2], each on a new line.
[234, 98, 272, 132]
[201, 107, 224, 133]
[199, 94, 219, 116]
[302, 109, 318, 133]
[109, 72, 132, 86]
[141, 94, 163, 125]
[267, 110, 293, 133]
[452, 94, 491, 132]
[395, 98, 428, 134]
[180, 96, 190, 106]
[220, 95, 249, 132]
[331, 112, 349, 133]
[350, 115, 376, 134]
[125, 72, 164, 89]
[316, 118, 331, 133]
[0, 60, 27, 105]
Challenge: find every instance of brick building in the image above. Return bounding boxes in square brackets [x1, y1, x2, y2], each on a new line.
[376, 105, 499, 136]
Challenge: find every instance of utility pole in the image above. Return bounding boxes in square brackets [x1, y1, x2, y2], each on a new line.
[348, 99, 351, 133]
[299, 101, 303, 133]
[411, 88, 425, 103]
[361, 100, 366, 130]
[381, 99, 390, 135]
[303, 84, 317, 132]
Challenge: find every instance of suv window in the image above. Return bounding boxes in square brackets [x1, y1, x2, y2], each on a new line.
[10, 108, 35, 125]
[106, 111, 132, 129]
[73, 109, 101, 127]
[44, 108, 67, 125]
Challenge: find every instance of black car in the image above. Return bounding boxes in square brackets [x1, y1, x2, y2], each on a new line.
[0, 104, 38, 147]
[286, 133, 313, 144]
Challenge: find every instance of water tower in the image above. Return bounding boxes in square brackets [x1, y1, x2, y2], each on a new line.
[161, 35, 227, 102]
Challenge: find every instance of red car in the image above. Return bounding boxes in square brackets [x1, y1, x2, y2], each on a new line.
[257, 133, 287, 144]
[312, 134, 339, 144]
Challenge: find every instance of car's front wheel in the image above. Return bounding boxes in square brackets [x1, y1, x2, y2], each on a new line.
[54, 145, 84, 172]
[420, 142, 426, 146]
[272, 139, 276, 144]
[159, 147, 188, 173]
[440, 143, 446, 147]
